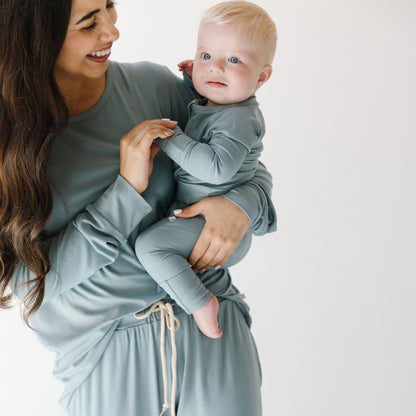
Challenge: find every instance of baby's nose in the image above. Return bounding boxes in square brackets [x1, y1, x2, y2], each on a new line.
[209, 60, 224, 73]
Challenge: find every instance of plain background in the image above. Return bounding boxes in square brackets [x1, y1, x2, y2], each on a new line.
[1, 0, 415, 415]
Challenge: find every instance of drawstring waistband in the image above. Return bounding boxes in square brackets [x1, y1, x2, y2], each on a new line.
[134, 301, 180, 416]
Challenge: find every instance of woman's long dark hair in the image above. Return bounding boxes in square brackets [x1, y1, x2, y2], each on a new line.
[0, 0, 71, 325]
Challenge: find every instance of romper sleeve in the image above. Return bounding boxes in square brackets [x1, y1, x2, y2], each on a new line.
[12, 175, 152, 303]
[155, 124, 254, 185]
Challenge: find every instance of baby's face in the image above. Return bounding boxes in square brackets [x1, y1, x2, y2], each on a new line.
[193, 23, 268, 106]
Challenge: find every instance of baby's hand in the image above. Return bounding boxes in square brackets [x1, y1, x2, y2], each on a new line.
[178, 59, 194, 80]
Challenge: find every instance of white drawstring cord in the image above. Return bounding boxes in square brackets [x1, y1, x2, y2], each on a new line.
[134, 301, 180, 416]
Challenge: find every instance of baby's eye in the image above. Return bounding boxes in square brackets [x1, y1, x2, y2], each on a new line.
[228, 56, 240, 64]
[202, 53, 211, 60]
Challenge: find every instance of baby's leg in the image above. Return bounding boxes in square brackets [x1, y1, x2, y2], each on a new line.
[135, 216, 221, 337]
[135, 216, 252, 338]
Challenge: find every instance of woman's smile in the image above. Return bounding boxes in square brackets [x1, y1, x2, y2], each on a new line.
[87, 45, 112, 62]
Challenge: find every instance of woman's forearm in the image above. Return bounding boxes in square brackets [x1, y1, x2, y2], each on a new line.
[12, 176, 152, 303]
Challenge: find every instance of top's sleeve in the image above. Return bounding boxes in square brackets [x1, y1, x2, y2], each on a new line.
[223, 161, 277, 236]
[12, 175, 152, 303]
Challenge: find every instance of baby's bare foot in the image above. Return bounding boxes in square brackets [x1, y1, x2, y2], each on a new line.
[193, 295, 222, 339]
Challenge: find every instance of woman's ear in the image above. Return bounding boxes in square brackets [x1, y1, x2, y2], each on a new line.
[256, 65, 273, 89]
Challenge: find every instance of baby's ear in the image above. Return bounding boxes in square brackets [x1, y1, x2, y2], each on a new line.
[256, 65, 273, 89]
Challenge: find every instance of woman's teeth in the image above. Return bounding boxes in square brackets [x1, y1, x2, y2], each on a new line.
[88, 49, 111, 57]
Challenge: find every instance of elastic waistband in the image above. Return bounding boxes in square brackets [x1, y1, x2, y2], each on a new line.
[116, 302, 185, 331]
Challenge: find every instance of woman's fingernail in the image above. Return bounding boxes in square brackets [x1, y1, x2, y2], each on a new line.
[162, 118, 177, 124]
[214, 265, 221, 270]
[200, 268, 206, 273]
[173, 209, 182, 215]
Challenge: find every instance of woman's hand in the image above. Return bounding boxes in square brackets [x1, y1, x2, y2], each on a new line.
[119, 119, 177, 193]
[178, 59, 194, 80]
[174, 196, 250, 272]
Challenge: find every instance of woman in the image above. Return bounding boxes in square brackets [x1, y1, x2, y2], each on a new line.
[0, 0, 276, 415]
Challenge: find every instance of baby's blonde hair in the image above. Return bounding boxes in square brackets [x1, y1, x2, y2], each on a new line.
[200, 1, 277, 64]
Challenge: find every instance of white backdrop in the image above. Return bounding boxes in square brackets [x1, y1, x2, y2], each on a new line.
[1, 0, 415, 415]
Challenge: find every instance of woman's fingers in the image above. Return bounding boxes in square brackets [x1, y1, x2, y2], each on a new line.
[120, 119, 177, 193]
[175, 196, 250, 272]
[149, 143, 160, 160]
[178, 60, 194, 79]
[192, 244, 236, 273]
[178, 59, 194, 72]
[188, 237, 210, 268]
[173, 202, 201, 219]
[191, 243, 219, 271]
[192, 238, 236, 272]
[126, 119, 177, 145]
[210, 246, 235, 270]
[186, 212, 237, 271]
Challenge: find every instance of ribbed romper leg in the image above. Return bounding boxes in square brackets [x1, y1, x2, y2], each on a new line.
[135, 216, 211, 313]
[135, 216, 252, 314]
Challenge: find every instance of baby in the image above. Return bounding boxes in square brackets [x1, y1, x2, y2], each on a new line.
[135, 1, 277, 338]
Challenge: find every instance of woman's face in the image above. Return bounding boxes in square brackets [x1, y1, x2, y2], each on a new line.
[54, 0, 119, 81]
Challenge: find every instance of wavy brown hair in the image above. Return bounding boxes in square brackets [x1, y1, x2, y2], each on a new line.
[0, 0, 71, 325]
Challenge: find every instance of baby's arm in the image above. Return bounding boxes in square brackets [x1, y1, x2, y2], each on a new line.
[156, 127, 251, 185]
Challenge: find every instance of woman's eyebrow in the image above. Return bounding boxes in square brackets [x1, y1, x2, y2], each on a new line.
[76, 9, 100, 25]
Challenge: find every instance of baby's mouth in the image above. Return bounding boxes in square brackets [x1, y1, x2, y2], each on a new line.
[207, 81, 227, 87]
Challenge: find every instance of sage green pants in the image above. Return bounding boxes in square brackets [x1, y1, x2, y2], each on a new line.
[68, 299, 262, 416]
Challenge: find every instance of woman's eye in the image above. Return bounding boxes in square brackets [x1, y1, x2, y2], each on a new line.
[202, 53, 211, 60]
[82, 21, 97, 32]
[229, 56, 240, 64]
[81, 1, 116, 32]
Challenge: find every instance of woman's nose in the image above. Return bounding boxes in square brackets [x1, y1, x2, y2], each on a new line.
[99, 13, 120, 42]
